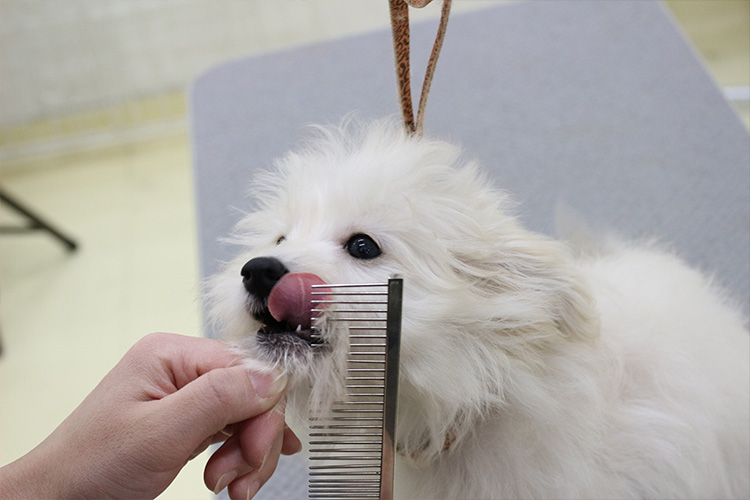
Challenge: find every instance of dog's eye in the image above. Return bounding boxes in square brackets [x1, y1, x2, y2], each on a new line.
[344, 233, 381, 260]
[276, 235, 286, 245]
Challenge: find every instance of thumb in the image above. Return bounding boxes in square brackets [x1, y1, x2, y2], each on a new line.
[159, 365, 288, 449]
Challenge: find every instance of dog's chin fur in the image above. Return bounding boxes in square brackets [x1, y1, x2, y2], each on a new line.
[206, 119, 750, 499]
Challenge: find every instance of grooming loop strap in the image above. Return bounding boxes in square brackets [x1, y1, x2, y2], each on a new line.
[389, 0, 453, 136]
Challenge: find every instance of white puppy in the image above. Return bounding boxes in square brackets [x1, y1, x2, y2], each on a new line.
[207, 120, 749, 499]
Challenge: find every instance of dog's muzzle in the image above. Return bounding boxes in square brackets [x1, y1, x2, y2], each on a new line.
[240, 256, 322, 345]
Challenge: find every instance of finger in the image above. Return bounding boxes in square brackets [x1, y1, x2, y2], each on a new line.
[158, 364, 287, 455]
[204, 433, 253, 493]
[164, 337, 243, 389]
[204, 408, 286, 494]
[205, 432, 252, 492]
[136, 333, 243, 390]
[227, 421, 285, 500]
[206, 415, 298, 461]
[281, 425, 303, 455]
[189, 437, 212, 461]
[237, 408, 286, 469]
[189, 427, 235, 460]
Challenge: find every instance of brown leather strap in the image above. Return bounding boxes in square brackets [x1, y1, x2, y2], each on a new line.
[389, 0, 453, 136]
[389, 0, 415, 133]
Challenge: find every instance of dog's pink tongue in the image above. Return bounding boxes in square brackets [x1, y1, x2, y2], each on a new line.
[268, 273, 329, 330]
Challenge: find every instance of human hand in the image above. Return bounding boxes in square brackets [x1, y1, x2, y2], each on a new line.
[0, 332, 300, 500]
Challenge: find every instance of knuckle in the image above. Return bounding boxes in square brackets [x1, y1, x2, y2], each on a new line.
[133, 332, 174, 352]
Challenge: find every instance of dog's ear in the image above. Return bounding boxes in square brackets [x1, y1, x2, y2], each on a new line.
[539, 255, 601, 343]
[453, 231, 600, 344]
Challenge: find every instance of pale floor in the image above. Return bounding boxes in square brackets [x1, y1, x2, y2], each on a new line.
[1, 2, 748, 500]
[0, 134, 208, 498]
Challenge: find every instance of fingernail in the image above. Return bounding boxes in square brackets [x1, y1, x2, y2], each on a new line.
[252, 369, 287, 398]
[247, 480, 261, 500]
[213, 470, 238, 494]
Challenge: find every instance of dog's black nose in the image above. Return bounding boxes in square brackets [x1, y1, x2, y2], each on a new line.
[241, 257, 289, 300]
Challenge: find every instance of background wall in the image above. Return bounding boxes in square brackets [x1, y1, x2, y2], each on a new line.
[0, 0, 498, 163]
[0, 0, 498, 127]
[2, 1, 374, 127]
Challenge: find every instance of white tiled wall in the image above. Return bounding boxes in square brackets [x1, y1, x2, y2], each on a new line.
[0, 0, 491, 128]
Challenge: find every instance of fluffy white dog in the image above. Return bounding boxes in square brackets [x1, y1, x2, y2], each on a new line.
[207, 120, 749, 499]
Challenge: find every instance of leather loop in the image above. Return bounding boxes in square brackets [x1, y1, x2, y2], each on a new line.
[404, 0, 434, 8]
[389, 0, 453, 136]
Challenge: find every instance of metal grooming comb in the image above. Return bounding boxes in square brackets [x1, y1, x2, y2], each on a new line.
[307, 277, 403, 500]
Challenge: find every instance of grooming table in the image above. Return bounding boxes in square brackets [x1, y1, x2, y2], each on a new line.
[191, 2, 749, 498]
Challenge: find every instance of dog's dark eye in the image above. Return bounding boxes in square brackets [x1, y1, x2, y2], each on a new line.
[275, 235, 286, 245]
[345, 233, 381, 260]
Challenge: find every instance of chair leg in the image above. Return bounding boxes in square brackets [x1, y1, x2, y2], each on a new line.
[0, 187, 78, 252]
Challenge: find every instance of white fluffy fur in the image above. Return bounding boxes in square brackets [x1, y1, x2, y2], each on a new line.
[207, 120, 749, 499]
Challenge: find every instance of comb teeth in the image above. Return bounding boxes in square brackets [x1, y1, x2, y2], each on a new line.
[308, 278, 403, 500]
